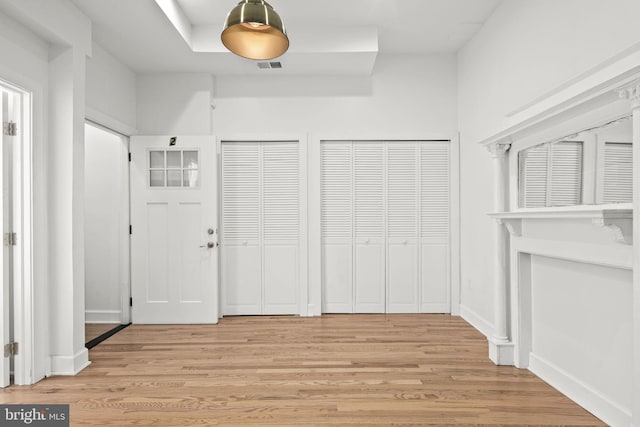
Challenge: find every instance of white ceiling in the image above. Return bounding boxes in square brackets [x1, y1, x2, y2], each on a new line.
[70, 0, 502, 76]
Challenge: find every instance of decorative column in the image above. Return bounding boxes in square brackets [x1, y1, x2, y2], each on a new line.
[486, 141, 514, 365]
[619, 83, 640, 427]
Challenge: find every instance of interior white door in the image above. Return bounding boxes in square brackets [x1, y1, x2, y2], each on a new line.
[221, 141, 300, 316]
[130, 136, 218, 324]
[0, 90, 11, 386]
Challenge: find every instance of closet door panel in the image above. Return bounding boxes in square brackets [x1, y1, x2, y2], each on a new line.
[353, 142, 385, 313]
[223, 245, 262, 314]
[421, 243, 449, 312]
[321, 142, 353, 312]
[263, 142, 299, 314]
[386, 143, 419, 313]
[420, 142, 450, 313]
[322, 241, 353, 312]
[222, 143, 262, 315]
[263, 244, 298, 314]
[354, 241, 385, 313]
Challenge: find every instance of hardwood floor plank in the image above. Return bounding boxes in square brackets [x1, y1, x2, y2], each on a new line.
[1, 314, 604, 426]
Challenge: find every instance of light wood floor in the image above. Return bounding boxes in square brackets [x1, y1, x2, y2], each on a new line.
[2, 315, 604, 426]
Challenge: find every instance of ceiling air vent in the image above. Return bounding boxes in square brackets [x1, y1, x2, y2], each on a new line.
[257, 61, 283, 69]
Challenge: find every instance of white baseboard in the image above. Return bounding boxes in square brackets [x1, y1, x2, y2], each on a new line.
[50, 348, 91, 376]
[85, 310, 121, 324]
[529, 353, 631, 427]
[459, 304, 494, 338]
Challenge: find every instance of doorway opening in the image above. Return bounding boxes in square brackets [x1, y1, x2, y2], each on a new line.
[83, 121, 131, 346]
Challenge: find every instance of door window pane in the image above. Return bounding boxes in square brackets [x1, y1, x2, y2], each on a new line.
[150, 170, 165, 187]
[183, 151, 198, 168]
[167, 170, 182, 187]
[167, 151, 181, 169]
[150, 151, 164, 169]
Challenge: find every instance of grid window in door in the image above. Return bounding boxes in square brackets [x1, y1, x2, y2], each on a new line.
[149, 149, 199, 188]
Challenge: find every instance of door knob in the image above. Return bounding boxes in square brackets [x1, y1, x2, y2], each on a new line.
[200, 242, 216, 249]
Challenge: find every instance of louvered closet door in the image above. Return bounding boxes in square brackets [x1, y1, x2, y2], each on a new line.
[221, 141, 300, 315]
[222, 143, 261, 314]
[321, 142, 353, 313]
[420, 141, 450, 312]
[320, 140, 451, 314]
[262, 142, 299, 314]
[386, 143, 419, 313]
[353, 142, 385, 313]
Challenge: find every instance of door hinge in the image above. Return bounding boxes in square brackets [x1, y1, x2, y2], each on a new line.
[129, 297, 133, 307]
[129, 225, 132, 235]
[3, 121, 16, 136]
[128, 152, 131, 162]
[3, 232, 17, 246]
[4, 342, 18, 357]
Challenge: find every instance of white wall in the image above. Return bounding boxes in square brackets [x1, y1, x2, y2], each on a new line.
[214, 54, 457, 137]
[457, 0, 640, 332]
[86, 42, 136, 132]
[84, 123, 127, 324]
[0, 0, 93, 380]
[137, 73, 213, 135]
[0, 6, 50, 384]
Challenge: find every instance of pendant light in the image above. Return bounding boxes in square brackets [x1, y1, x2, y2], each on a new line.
[221, 0, 289, 60]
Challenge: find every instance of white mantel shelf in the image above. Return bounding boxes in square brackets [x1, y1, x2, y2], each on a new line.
[488, 204, 633, 244]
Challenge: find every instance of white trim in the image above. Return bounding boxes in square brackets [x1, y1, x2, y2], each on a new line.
[50, 348, 90, 376]
[85, 107, 137, 137]
[480, 43, 640, 147]
[529, 353, 631, 427]
[449, 134, 461, 315]
[0, 79, 36, 386]
[459, 304, 494, 339]
[85, 310, 122, 324]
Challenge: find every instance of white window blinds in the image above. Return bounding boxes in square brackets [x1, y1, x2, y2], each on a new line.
[603, 142, 632, 204]
[519, 141, 583, 208]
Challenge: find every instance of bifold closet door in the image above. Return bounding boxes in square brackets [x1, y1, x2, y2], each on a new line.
[386, 143, 419, 313]
[222, 141, 299, 315]
[320, 142, 353, 313]
[353, 142, 385, 313]
[321, 140, 451, 314]
[420, 142, 450, 312]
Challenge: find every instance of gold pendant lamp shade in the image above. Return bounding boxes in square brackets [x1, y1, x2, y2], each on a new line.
[221, 0, 289, 60]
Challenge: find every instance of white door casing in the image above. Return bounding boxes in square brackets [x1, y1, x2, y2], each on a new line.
[130, 136, 218, 324]
[1, 89, 11, 387]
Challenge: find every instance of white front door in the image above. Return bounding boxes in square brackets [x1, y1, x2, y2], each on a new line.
[130, 136, 218, 324]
